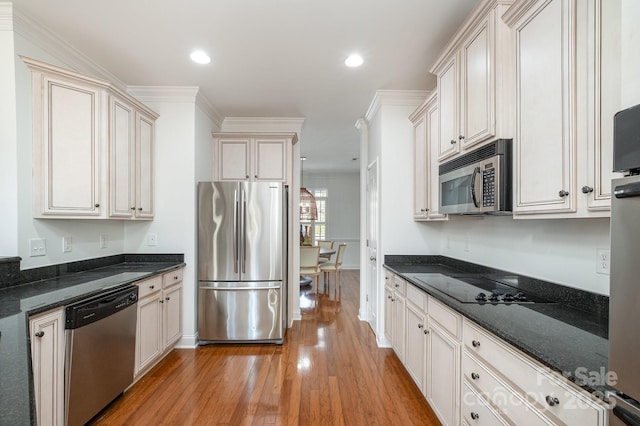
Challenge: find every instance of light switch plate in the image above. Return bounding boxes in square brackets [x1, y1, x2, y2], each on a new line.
[29, 238, 46, 257]
[148, 233, 157, 246]
[62, 236, 72, 253]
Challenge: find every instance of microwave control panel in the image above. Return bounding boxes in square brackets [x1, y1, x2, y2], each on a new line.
[482, 167, 496, 207]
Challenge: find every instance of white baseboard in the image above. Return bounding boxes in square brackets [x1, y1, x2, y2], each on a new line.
[176, 334, 198, 349]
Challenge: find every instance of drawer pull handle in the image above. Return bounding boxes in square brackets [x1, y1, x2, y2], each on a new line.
[470, 412, 479, 420]
[545, 395, 560, 406]
[471, 372, 480, 380]
[472, 340, 481, 348]
[35, 331, 45, 338]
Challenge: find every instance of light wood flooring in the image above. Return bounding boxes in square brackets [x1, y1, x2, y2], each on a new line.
[92, 270, 440, 425]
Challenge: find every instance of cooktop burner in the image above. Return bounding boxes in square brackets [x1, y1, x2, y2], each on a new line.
[404, 273, 552, 304]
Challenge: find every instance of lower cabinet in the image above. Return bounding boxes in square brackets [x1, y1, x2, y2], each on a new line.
[29, 307, 65, 426]
[384, 271, 406, 363]
[135, 267, 183, 377]
[384, 271, 608, 426]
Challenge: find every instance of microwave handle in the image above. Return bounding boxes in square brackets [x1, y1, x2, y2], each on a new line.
[470, 166, 481, 208]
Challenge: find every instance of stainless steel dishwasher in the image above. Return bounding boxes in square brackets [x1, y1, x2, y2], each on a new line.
[64, 285, 138, 426]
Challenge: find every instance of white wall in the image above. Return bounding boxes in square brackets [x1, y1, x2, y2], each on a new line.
[303, 172, 360, 269]
[621, 0, 640, 107]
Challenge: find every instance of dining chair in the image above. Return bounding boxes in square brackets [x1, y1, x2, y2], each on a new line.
[300, 246, 321, 295]
[318, 240, 334, 261]
[319, 243, 346, 299]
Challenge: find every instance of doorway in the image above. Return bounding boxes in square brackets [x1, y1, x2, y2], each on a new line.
[366, 159, 378, 333]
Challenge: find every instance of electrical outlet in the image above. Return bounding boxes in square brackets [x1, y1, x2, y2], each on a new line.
[29, 238, 46, 257]
[62, 236, 72, 253]
[148, 233, 158, 246]
[100, 234, 108, 249]
[596, 249, 610, 275]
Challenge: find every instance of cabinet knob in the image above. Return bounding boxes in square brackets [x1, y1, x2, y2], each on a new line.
[545, 395, 560, 407]
[255, 175, 258, 178]
[391, 298, 395, 302]
[459, 135, 465, 141]
[150, 285, 155, 289]
[450, 139, 457, 145]
[166, 297, 170, 301]
[558, 190, 569, 198]
[470, 412, 479, 420]
[471, 372, 480, 380]
[387, 295, 392, 299]
[159, 300, 164, 304]
[246, 175, 249, 179]
[174, 276, 179, 280]
[138, 207, 143, 211]
[581, 186, 594, 194]
[472, 340, 481, 348]
[131, 207, 136, 210]
[424, 329, 429, 335]
[95, 203, 100, 208]
[35, 331, 45, 338]
[418, 323, 424, 329]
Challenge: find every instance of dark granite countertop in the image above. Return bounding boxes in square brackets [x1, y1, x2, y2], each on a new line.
[0, 254, 185, 426]
[384, 255, 609, 400]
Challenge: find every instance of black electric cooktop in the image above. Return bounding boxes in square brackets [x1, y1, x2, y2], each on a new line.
[405, 273, 553, 304]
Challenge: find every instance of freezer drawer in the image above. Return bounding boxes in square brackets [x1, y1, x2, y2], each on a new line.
[198, 281, 283, 342]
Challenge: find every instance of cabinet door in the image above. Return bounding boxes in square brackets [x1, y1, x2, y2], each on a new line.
[37, 76, 102, 216]
[393, 293, 406, 363]
[163, 283, 183, 350]
[460, 13, 494, 149]
[254, 138, 287, 181]
[384, 286, 394, 344]
[217, 138, 251, 181]
[109, 96, 135, 218]
[427, 97, 448, 220]
[437, 56, 460, 161]
[136, 293, 162, 375]
[30, 308, 65, 426]
[135, 112, 154, 218]
[413, 112, 429, 219]
[427, 323, 460, 426]
[405, 303, 427, 393]
[513, 0, 576, 214]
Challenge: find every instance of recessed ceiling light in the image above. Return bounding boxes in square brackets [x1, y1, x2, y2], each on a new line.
[190, 50, 211, 64]
[345, 54, 363, 68]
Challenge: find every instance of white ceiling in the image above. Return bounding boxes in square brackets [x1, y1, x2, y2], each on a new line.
[10, 0, 481, 172]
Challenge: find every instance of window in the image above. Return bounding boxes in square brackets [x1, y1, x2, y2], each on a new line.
[301, 188, 327, 245]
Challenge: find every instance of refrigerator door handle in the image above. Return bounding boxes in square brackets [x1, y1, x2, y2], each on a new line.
[242, 189, 247, 274]
[200, 285, 281, 291]
[614, 181, 640, 199]
[608, 392, 640, 425]
[233, 189, 239, 273]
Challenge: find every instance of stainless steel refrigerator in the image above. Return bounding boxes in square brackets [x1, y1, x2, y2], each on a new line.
[197, 181, 287, 343]
[609, 175, 640, 424]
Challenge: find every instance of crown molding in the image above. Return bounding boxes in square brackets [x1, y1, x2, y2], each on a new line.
[0, 3, 13, 31]
[12, 7, 127, 90]
[195, 91, 224, 128]
[364, 89, 431, 122]
[221, 117, 305, 135]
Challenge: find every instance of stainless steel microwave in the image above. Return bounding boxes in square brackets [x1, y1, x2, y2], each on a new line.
[438, 139, 512, 214]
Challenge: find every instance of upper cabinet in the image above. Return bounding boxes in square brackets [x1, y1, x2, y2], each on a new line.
[430, 0, 515, 162]
[212, 133, 298, 183]
[23, 57, 159, 220]
[504, 0, 623, 217]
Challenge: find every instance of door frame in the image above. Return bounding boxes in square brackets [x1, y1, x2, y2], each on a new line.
[365, 158, 379, 335]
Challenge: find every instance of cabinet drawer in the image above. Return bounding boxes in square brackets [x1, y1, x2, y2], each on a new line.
[163, 268, 183, 288]
[462, 352, 553, 426]
[406, 284, 426, 311]
[463, 320, 604, 425]
[137, 275, 162, 298]
[428, 297, 461, 340]
[393, 275, 406, 296]
[461, 382, 508, 426]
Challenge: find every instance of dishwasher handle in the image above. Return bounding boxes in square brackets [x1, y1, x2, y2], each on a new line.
[65, 286, 138, 329]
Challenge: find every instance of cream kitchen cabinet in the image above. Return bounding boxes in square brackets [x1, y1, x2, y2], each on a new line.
[108, 95, 157, 219]
[410, 92, 448, 221]
[29, 307, 65, 426]
[463, 318, 607, 425]
[213, 133, 298, 182]
[430, 0, 514, 161]
[505, 0, 621, 218]
[404, 285, 428, 393]
[384, 272, 406, 362]
[23, 56, 158, 220]
[135, 268, 183, 377]
[27, 60, 106, 218]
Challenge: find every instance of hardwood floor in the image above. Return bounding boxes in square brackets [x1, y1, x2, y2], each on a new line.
[92, 270, 441, 425]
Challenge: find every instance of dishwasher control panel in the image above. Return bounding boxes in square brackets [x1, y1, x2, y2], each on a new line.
[65, 285, 138, 329]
